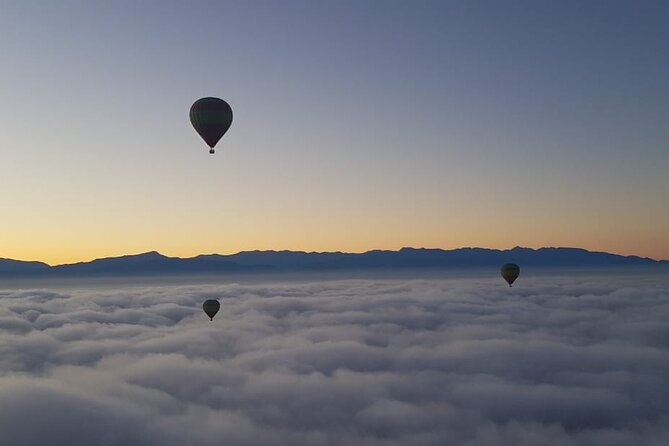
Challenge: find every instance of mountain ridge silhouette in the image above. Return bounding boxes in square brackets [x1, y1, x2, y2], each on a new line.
[1, 247, 666, 277]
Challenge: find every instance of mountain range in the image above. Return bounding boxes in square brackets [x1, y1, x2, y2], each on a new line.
[1, 247, 666, 277]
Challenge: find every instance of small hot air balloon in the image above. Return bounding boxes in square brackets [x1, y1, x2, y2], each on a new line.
[500, 263, 520, 287]
[202, 299, 221, 321]
[190, 97, 233, 154]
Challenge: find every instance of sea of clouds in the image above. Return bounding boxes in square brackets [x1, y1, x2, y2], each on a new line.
[0, 272, 668, 445]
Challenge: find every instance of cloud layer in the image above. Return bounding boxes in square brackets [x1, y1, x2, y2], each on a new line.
[1, 273, 668, 445]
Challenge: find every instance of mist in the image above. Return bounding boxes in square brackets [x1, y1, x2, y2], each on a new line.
[1, 271, 667, 445]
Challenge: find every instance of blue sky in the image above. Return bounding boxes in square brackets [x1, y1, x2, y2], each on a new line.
[1, 0, 668, 263]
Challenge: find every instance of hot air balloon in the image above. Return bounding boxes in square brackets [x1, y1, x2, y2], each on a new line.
[190, 97, 233, 154]
[202, 299, 221, 321]
[500, 263, 520, 287]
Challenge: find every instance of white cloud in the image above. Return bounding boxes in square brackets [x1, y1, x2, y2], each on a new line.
[0, 274, 668, 445]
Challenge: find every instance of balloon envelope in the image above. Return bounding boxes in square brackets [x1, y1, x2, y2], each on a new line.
[202, 299, 221, 321]
[500, 263, 520, 287]
[190, 97, 233, 149]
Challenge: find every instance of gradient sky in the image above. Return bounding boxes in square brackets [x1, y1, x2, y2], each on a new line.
[1, 0, 668, 264]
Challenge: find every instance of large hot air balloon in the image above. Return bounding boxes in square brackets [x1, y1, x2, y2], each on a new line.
[190, 97, 233, 154]
[202, 299, 221, 321]
[500, 263, 520, 287]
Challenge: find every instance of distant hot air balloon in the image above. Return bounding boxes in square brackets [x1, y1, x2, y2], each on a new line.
[190, 97, 233, 154]
[202, 299, 221, 321]
[500, 263, 520, 287]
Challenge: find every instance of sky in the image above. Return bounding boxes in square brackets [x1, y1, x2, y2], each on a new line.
[1, 0, 668, 265]
[1, 273, 668, 444]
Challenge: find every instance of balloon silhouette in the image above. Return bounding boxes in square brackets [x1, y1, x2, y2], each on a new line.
[500, 263, 520, 287]
[190, 97, 233, 154]
[202, 299, 221, 321]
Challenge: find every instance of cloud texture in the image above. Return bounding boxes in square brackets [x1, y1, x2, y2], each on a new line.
[1, 273, 668, 445]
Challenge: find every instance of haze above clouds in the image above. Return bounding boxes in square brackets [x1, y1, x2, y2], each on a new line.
[1, 273, 668, 445]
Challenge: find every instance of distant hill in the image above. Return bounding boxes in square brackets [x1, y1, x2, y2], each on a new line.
[0, 258, 50, 275]
[0, 247, 666, 277]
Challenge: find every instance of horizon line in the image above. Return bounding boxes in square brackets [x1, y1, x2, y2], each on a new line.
[2, 245, 665, 267]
